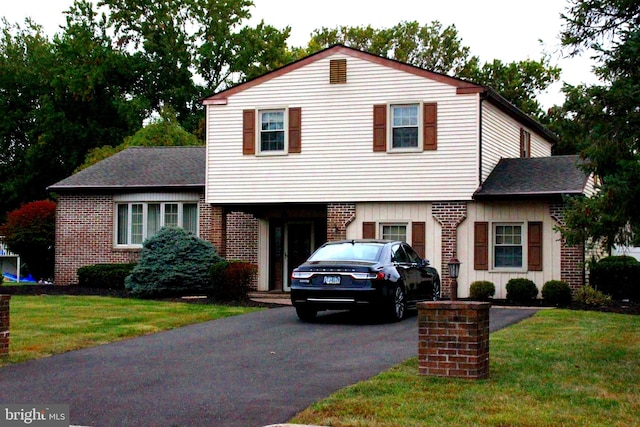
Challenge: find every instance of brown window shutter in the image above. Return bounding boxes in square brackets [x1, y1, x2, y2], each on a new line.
[362, 222, 376, 239]
[373, 104, 387, 152]
[288, 107, 301, 153]
[474, 222, 489, 270]
[411, 222, 426, 259]
[242, 110, 255, 155]
[520, 128, 525, 157]
[423, 103, 437, 150]
[329, 59, 347, 84]
[528, 222, 543, 271]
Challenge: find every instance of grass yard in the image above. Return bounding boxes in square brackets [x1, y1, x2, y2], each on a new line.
[290, 309, 640, 427]
[2, 295, 262, 367]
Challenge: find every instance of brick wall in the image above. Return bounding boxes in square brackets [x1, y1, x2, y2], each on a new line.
[0, 295, 9, 356]
[54, 192, 218, 285]
[432, 202, 467, 299]
[226, 211, 259, 265]
[550, 203, 585, 291]
[327, 203, 356, 241]
[418, 301, 490, 379]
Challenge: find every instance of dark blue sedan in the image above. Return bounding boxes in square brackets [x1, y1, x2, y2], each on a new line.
[290, 239, 440, 322]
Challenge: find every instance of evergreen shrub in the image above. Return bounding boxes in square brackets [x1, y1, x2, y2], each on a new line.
[542, 280, 572, 306]
[469, 281, 495, 301]
[506, 278, 538, 304]
[77, 263, 136, 289]
[125, 227, 222, 298]
[590, 255, 640, 301]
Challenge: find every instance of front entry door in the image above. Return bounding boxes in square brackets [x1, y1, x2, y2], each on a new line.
[284, 222, 314, 291]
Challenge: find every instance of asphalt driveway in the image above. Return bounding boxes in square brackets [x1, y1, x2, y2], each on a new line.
[0, 306, 538, 427]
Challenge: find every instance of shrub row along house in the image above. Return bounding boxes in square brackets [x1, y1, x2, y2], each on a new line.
[49, 45, 593, 299]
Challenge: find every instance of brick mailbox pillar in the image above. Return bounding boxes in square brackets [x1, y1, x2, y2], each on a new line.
[417, 301, 490, 380]
[1, 295, 10, 356]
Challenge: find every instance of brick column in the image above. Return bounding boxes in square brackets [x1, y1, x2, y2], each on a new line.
[550, 203, 585, 291]
[327, 203, 356, 241]
[0, 295, 10, 356]
[432, 202, 467, 299]
[418, 301, 490, 379]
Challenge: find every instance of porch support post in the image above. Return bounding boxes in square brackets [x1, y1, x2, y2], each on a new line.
[432, 202, 467, 299]
[327, 203, 356, 241]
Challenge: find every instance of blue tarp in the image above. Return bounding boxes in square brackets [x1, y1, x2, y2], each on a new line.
[3, 272, 37, 283]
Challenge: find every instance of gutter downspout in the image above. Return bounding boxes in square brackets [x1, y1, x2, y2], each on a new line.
[478, 93, 485, 187]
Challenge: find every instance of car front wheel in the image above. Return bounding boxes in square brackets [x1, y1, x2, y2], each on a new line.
[387, 284, 406, 322]
[295, 306, 317, 322]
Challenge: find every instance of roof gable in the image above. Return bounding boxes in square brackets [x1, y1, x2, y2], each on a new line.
[201, 44, 483, 105]
[48, 146, 205, 192]
[473, 155, 589, 199]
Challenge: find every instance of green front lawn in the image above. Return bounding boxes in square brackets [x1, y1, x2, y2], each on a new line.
[2, 295, 261, 367]
[291, 310, 640, 427]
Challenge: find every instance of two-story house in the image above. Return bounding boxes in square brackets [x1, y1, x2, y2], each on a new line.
[50, 45, 590, 299]
[201, 45, 590, 298]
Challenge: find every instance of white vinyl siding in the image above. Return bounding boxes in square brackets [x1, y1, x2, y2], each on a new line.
[206, 53, 479, 204]
[349, 202, 440, 268]
[458, 201, 563, 299]
[481, 102, 553, 181]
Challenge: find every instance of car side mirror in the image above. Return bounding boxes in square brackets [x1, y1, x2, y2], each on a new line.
[420, 259, 430, 267]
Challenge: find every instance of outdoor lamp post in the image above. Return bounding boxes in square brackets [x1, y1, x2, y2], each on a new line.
[447, 257, 461, 301]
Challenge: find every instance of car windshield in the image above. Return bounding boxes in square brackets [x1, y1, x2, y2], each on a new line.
[308, 242, 383, 262]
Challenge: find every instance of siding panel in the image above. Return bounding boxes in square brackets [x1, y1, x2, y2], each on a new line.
[207, 53, 479, 204]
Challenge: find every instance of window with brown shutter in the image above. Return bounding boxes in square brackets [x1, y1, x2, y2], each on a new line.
[242, 109, 256, 155]
[423, 103, 437, 150]
[329, 59, 347, 84]
[411, 222, 426, 259]
[474, 222, 489, 270]
[373, 104, 387, 152]
[528, 222, 543, 271]
[362, 222, 376, 239]
[288, 107, 301, 153]
[520, 128, 531, 158]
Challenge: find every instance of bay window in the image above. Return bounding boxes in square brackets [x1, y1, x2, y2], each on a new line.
[116, 202, 198, 247]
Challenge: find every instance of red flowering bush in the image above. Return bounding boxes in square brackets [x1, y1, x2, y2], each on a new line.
[0, 200, 56, 281]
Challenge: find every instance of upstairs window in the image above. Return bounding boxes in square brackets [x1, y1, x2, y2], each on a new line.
[243, 108, 301, 155]
[373, 103, 437, 152]
[260, 110, 285, 152]
[391, 105, 419, 149]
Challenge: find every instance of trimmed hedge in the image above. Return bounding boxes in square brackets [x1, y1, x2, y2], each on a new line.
[77, 263, 136, 289]
[210, 261, 258, 302]
[469, 281, 495, 301]
[506, 278, 539, 304]
[590, 255, 640, 301]
[542, 280, 572, 306]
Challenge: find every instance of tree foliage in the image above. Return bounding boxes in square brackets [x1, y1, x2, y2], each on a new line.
[77, 107, 201, 171]
[0, 200, 56, 280]
[556, 0, 640, 249]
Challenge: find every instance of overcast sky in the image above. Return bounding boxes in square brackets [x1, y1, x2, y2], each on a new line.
[3, 0, 600, 108]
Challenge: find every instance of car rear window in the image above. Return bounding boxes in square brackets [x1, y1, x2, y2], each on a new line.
[308, 243, 383, 262]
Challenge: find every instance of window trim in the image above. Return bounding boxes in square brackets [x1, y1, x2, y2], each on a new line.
[380, 223, 409, 242]
[491, 222, 527, 272]
[257, 108, 288, 156]
[114, 201, 199, 248]
[388, 102, 423, 152]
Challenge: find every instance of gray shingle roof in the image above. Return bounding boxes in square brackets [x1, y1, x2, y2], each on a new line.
[48, 146, 205, 191]
[473, 155, 589, 199]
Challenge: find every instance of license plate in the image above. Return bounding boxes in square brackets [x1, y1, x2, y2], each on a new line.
[323, 275, 341, 285]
